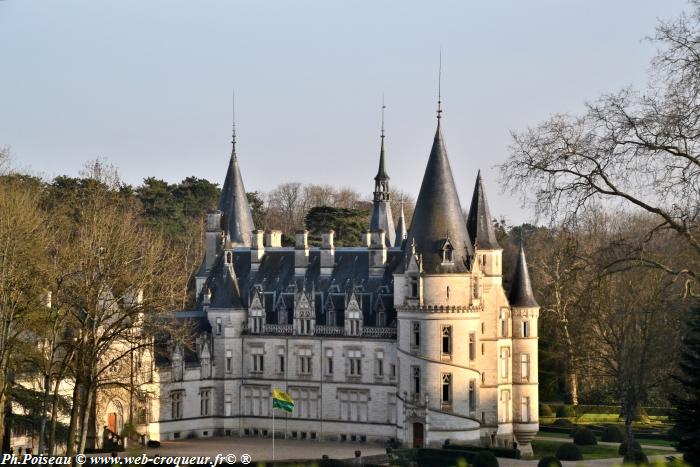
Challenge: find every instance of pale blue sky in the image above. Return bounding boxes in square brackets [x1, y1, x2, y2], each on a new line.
[0, 1, 688, 224]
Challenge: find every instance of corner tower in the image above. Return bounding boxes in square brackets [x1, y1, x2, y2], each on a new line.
[369, 102, 396, 247]
[467, 171, 502, 279]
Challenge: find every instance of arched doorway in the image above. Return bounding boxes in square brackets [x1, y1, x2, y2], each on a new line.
[105, 400, 124, 435]
[412, 422, 424, 448]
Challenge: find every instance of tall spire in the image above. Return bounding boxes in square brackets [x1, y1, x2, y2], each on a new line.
[509, 243, 538, 307]
[394, 199, 407, 248]
[218, 95, 255, 247]
[370, 96, 395, 247]
[404, 102, 473, 273]
[466, 170, 500, 250]
[437, 49, 443, 122]
[231, 90, 237, 157]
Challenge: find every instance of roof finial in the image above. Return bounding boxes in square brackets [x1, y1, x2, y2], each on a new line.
[381, 93, 386, 139]
[437, 48, 443, 120]
[231, 89, 237, 157]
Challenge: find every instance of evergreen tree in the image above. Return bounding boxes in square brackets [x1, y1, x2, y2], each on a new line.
[670, 305, 700, 466]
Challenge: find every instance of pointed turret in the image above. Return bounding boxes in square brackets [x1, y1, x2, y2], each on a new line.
[404, 115, 473, 273]
[467, 170, 500, 250]
[394, 200, 407, 247]
[509, 243, 538, 307]
[219, 107, 255, 247]
[369, 101, 395, 247]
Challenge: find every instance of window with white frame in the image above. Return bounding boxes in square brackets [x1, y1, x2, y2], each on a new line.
[500, 347, 510, 380]
[348, 350, 362, 377]
[412, 366, 421, 397]
[441, 373, 452, 406]
[289, 387, 319, 419]
[441, 325, 452, 356]
[375, 351, 384, 377]
[325, 349, 333, 375]
[277, 347, 285, 373]
[469, 332, 476, 361]
[298, 348, 312, 375]
[172, 354, 183, 382]
[521, 353, 530, 381]
[225, 394, 232, 416]
[338, 389, 369, 422]
[376, 311, 386, 327]
[243, 385, 270, 417]
[225, 350, 232, 373]
[216, 317, 222, 335]
[171, 391, 183, 420]
[523, 320, 530, 337]
[347, 310, 361, 336]
[500, 390, 511, 423]
[408, 275, 419, 298]
[250, 308, 264, 334]
[200, 389, 211, 416]
[251, 347, 264, 374]
[521, 396, 531, 422]
[411, 321, 420, 349]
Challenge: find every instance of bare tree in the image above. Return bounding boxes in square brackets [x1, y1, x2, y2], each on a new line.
[500, 3, 700, 295]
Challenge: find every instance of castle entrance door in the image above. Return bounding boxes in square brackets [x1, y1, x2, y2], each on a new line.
[107, 413, 117, 433]
[412, 422, 424, 448]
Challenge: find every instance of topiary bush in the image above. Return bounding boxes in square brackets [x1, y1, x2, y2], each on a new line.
[618, 440, 642, 456]
[539, 403, 554, 417]
[601, 425, 625, 443]
[573, 426, 597, 446]
[552, 418, 575, 427]
[146, 440, 161, 448]
[472, 450, 499, 467]
[623, 449, 648, 465]
[555, 443, 583, 461]
[537, 456, 562, 467]
[556, 405, 577, 418]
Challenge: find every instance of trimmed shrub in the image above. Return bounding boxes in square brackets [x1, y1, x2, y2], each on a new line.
[573, 427, 597, 446]
[537, 456, 562, 467]
[556, 405, 577, 418]
[555, 443, 583, 461]
[552, 418, 575, 427]
[539, 403, 554, 417]
[146, 440, 161, 448]
[623, 449, 648, 465]
[601, 425, 625, 443]
[472, 451, 499, 467]
[618, 440, 642, 456]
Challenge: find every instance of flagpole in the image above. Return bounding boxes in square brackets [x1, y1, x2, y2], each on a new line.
[272, 406, 276, 462]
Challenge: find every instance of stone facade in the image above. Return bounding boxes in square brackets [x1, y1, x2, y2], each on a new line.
[152, 109, 540, 456]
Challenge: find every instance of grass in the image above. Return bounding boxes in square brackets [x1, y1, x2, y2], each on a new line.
[531, 439, 675, 461]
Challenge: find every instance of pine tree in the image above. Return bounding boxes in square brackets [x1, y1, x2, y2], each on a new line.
[670, 305, 700, 466]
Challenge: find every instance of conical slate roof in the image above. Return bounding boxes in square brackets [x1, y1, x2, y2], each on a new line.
[394, 201, 407, 247]
[467, 170, 500, 250]
[219, 143, 255, 247]
[375, 137, 390, 181]
[404, 121, 473, 273]
[509, 243, 538, 307]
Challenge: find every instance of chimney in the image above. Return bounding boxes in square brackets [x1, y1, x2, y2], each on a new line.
[204, 210, 222, 271]
[265, 230, 282, 248]
[369, 229, 387, 275]
[295, 230, 309, 275]
[321, 230, 335, 275]
[251, 229, 265, 271]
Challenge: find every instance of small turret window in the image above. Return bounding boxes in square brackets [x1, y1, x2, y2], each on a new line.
[523, 321, 530, 337]
[441, 238, 454, 264]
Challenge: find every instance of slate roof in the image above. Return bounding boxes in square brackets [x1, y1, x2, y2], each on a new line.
[219, 146, 255, 247]
[404, 119, 473, 273]
[394, 202, 407, 248]
[467, 170, 500, 250]
[509, 243, 538, 308]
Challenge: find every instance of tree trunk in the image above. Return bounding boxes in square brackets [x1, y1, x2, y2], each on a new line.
[77, 381, 93, 454]
[48, 376, 61, 456]
[65, 379, 82, 457]
[38, 373, 50, 454]
[0, 394, 9, 455]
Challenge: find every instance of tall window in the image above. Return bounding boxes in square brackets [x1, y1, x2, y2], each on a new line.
[216, 317, 222, 335]
[409, 275, 419, 298]
[224, 394, 232, 416]
[325, 349, 334, 375]
[412, 321, 420, 349]
[468, 379, 476, 411]
[327, 309, 335, 326]
[473, 277, 480, 299]
[412, 366, 421, 397]
[250, 309, 263, 334]
[348, 350, 362, 376]
[251, 348, 264, 373]
[500, 310, 508, 337]
[523, 320, 530, 337]
[441, 326, 452, 356]
[441, 373, 452, 406]
[469, 332, 476, 361]
[347, 310, 361, 336]
[298, 349, 312, 375]
[521, 396, 531, 422]
[500, 348, 510, 380]
[225, 350, 232, 373]
[172, 355, 183, 382]
[289, 387, 319, 419]
[375, 351, 384, 377]
[521, 353, 530, 381]
[500, 390, 511, 423]
[376, 311, 386, 327]
[171, 392, 183, 420]
[338, 389, 369, 422]
[200, 389, 211, 416]
[277, 347, 285, 373]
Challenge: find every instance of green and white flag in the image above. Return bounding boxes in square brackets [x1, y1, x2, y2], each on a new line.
[271, 388, 294, 413]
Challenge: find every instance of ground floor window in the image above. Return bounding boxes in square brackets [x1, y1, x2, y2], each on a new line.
[338, 389, 369, 422]
[243, 385, 270, 416]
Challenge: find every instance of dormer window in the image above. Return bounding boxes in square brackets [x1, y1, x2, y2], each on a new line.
[226, 252, 232, 264]
[408, 275, 419, 298]
[216, 317, 222, 335]
[440, 238, 454, 265]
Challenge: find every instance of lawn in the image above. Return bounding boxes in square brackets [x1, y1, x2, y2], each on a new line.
[531, 440, 673, 460]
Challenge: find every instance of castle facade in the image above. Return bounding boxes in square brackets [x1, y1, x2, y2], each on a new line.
[151, 107, 540, 456]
